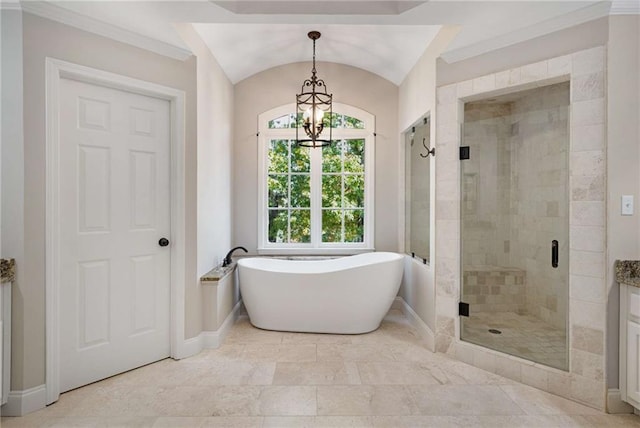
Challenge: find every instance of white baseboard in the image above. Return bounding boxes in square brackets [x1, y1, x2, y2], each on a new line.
[0, 384, 47, 416]
[607, 388, 634, 414]
[176, 300, 244, 359]
[393, 297, 435, 351]
[201, 300, 243, 349]
[177, 334, 204, 360]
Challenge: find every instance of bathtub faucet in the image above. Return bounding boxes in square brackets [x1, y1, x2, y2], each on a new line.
[222, 246, 248, 267]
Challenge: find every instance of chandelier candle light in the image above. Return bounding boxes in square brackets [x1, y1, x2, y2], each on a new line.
[296, 31, 333, 148]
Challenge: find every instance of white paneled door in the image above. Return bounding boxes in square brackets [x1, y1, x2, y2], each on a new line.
[58, 78, 171, 393]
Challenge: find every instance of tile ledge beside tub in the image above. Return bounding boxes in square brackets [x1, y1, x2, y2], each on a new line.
[615, 260, 640, 287]
[200, 263, 236, 283]
[0, 259, 16, 284]
[199, 262, 241, 348]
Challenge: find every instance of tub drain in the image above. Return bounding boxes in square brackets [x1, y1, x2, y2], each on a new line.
[488, 329, 502, 334]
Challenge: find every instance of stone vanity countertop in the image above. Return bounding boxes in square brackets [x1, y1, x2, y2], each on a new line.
[201, 263, 236, 283]
[1, 258, 16, 284]
[616, 260, 640, 287]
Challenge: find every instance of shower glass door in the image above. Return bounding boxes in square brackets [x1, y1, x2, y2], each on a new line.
[405, 117, 430, 263]
[460, 82, 570, 371]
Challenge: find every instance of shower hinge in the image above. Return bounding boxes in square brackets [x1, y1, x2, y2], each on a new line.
[459, 302, 470, 317]
[459, 146, 470, 160]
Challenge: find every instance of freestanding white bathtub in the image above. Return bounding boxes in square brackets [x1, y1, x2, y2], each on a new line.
[237, 252, 404, 334]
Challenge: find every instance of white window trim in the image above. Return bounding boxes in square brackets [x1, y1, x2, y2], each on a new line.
[257, 103, 375, 255]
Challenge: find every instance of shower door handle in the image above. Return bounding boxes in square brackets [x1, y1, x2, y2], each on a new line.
[551, 240, 559, 268]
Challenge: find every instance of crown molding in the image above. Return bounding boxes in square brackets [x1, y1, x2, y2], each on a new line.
[0, 1, 22, 11]
[441, 1, 611, 64]
[20, 1, 192, 61]
[610, 0, 640, 15]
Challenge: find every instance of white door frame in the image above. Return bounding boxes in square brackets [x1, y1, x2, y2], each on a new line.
[45, 58, 186, 405]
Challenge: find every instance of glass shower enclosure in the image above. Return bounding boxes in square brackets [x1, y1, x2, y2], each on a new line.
[405, 117, 431, 263]
[460, 82, 570, 370]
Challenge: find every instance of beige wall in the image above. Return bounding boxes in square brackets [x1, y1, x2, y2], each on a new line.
[174, 24, 236, 330]
[606, 14, 640, 390]
[399, 27, 459, 132]
[437, 17, 609, 86]
[397, 27, 458, 335]
[1, 6, 26, 394]
[233, 62, 399, 253]
[17, 12, 198, 391]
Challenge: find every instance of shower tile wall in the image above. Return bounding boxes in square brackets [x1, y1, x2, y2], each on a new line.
[462, 103, 512, 269]
[510, 83, 569, 330]
[463, 267, 525, 313]
[462, 83, 569, 329]
[435, 46, 607, 409]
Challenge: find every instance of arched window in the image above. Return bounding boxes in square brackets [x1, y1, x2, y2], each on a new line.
[257, 103, 375, 253]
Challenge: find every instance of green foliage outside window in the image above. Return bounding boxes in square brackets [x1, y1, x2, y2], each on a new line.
[267, 138, 365, 244]
[321, 139, 365, 243]
[268, 140, 311, 243]
[268, 113, 364, 130]
[266, 113, 367, 245]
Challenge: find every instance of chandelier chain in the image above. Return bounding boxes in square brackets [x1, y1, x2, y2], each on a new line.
[296, 30, 332, 148]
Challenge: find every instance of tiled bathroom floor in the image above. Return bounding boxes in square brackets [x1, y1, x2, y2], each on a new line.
[2, 309, 639, 428]
[462, 311, 568, 370]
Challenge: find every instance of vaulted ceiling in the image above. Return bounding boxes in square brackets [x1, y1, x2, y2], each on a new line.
[34, 0, 607, 84]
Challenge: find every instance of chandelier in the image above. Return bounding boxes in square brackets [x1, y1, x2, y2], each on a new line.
[296, 31, 333, 148]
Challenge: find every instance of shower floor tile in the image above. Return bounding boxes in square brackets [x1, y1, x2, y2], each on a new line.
[3, 309, 634, 427]
[462, 311, 568, 370]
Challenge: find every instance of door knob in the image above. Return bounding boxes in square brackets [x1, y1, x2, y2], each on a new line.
[158, 238, 170, 247]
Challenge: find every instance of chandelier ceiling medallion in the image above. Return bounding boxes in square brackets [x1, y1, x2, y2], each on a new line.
[296, 31, 333, 148]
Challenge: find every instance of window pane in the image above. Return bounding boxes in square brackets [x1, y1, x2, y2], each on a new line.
[290, 209, 311, 243]
[268, 210, 288, 243]
[344, 174, 364, 208]
[268, 140, 289, 173]
[268, 175, 288, 208]
[291, 143, 310, 173]
[263, 108, 369, 248]
[268, 114, 290, 129]
[322, 141, 342, 173]
[318, 111, 330, 129]
[344, 115, 365, 129]
[322, 175, 342, 208]
[344, 139, 365, 173]
[344, 210, 364, 242]
[327, 114, 364, 129]
[288, 113, 298, 128]
[322, 209, 342, 243]
[329, 113, 343, 128]
[291, 174, 310, 208]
